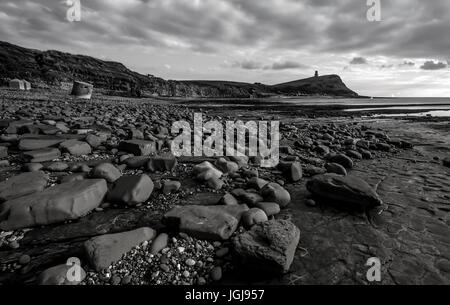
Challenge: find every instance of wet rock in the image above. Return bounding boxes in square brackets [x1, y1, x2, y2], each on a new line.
[346, 150, 362, 160]
[215, 158, 239, 174]
[24, 163, 44, 172]
[37, 264, 86, 285]
[206, 177, 224, 190]
[86, 134, 103, 148]
[23, 148, 61, 162]
[210, 266, 222, 281]
[18, 138, 64, 151]
[0, 179, 107, 230]
[92, 163, 122, 183]
[150, 233, 169, 254]
[376, 143, 391, 152]
[328, 153, 354, 169]
[163, 204, 249, 240]
[84, 227, 156, 271]
[60, 173, 86, 183]
[360, 149, 373, 159]
[306, 173, 383, 211]
[255, 202, 280, 217]
[247, 177, 269, 190]
[194, 161, 223, 181]
[108, 174, 154, 206]
[60, 140, 92, 156]
[239, 192, 264, 206]
[147, 153, 177, 172]
[45, 162, 68, 172]
[280, 146, 295, 155]
[220, 193, 238, 206]
[123, 156, 150, 169]
[314, 145, 330, 155]
[325, 163, 347, 176]
[233, 219, 300, 274]
[0, 171, 49, 202]
[260, 183, 291, 208]
[162, 180, 181, 194]
[242, 208, 268, 227]
[277, 161, 302, 182]
[119, 139, 157, 156]
[0, 146, 8, 159]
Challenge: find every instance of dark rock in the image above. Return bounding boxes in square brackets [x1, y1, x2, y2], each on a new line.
[147, 153, 177, 172]
[328, 153, 354, 169]
[84, 227, 156, 271]
[306, 173, 382, 211]
[0, 146, 8, 159]
[60, 140, 92, 156]
[242, 208, 268, 227]
[37, 264, 86, 285]
[260, 183, 291, 208]
[325, 163, 347, 176]
[163, 204, 249, 240]
[0, 179, 107, 230]
[23, 148, 61, 162]
[108, 174, 154, 206]
[233, 219, 300, 274]
[119, 140, 157, 156]
[277, 161, 302, 182]
[92, 163, 122, 183]
[0, 171, 49, 202]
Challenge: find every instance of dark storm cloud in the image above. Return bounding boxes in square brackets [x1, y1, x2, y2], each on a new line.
[350, 57, 368, 65]
[232, 60, 307, 70]
[0, 0, 449, 65]
[269, 61, 308, 70]
[420, 61, 447, 70]
[400, 61, 415, 67]
[232, 60, 263, 70]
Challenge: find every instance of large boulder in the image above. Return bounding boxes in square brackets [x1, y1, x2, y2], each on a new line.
[233, 219, 300, 274]
[37, 264, 86, 285]
[107, 174, 154, 206]
[60, 140, 92, 156]
[0, 171, 49, 202]
[306, 173, 382, 210]
[119, 140, 157, 156]
[84, 227, 156, 271]
[0, 179, 107, 230]
[164, 205, 249, 240]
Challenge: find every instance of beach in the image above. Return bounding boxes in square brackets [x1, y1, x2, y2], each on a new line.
[0, 89, 449, 285]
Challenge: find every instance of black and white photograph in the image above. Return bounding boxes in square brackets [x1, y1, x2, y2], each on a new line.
[0, 0, 449, 294]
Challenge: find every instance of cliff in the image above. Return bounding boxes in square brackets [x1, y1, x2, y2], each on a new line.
[0, 41, 358, 98]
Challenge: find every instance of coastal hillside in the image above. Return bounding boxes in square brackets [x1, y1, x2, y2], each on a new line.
[272, 75, 359, 97]
[0, 41, 358, 98]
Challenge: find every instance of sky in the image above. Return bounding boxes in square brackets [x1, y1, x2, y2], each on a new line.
[0, 0, 449, 97]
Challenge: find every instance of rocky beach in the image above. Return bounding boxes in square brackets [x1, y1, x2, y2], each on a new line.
[0, 88, 448, 285]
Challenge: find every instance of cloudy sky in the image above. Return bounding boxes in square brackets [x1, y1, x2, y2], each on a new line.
[0, 0, 449, 97]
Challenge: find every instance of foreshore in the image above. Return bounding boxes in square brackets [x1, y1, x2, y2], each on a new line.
[0, 89, 449, 285]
